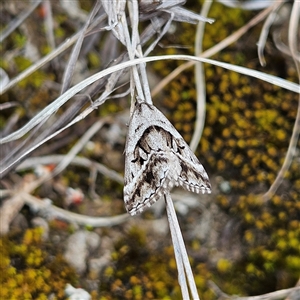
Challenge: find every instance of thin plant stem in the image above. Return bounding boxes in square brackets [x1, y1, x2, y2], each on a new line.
[257, 2, 283, 66]
[119, 11, 145, 104]
[128, 0, 152, 105]
[263, 1, 300, 201]
[151, 2, 280, 98]
[165, 192, 200, 300]
[0, 0, 43, 43]
[0, 14, 105, 95]
[167, 203, 190, 299]
[190, 0, 212, 152]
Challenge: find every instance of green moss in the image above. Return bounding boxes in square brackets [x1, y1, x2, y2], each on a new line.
[0, 228, 78, 300]
[150, 1, 300, 295]
[13, 56, 47, 88]
[99, 227, 184, 299]
[12, 32, 27, 48]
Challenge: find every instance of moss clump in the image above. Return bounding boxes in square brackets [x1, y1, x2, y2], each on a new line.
[99, 226, 182, 300]
[215, 192, 300, 294]
[0, 227, 78, 300]
[151, 0, 299, 296]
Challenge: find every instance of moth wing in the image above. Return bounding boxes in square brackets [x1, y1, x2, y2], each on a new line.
[124, 102, 211, 215]
[124, 152, 178, 215]
[169, 134, 211, 193]
[175, 148, 211, 194]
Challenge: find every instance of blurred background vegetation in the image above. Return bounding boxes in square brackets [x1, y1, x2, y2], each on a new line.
[0, 0, 299, 299]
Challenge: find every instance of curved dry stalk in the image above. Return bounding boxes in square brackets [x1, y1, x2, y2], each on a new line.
[257, 1, 285, 66]
[273, 30, 300, 61]
[209, 280, 300, 300]
[190, 0, 212, 152]
[263, 0, 300, 201]
[17, 155, 124, 184]
[1, 54, 299, 175]
[216, 0, 274, 10]
[151, 3, 280, 98]
[24, 193, 130, 227]
[2, 54, 299, 146]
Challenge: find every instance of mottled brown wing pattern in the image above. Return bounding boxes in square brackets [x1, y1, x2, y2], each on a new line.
[124, 151, 173, 214]
[124, 102, 211, 215]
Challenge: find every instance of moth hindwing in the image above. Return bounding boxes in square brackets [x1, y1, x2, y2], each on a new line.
[124, 102, 211, 215]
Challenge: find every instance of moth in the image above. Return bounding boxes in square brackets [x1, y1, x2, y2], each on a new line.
[124, 101, 211, 215]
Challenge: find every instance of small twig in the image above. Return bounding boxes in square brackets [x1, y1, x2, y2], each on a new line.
[144, 15, 173, 57]
[0, 174, 49, 235]
[17, 155, 124, 184]
[208, 281, 229, 299]
[22, 192, 130, 227]
[285, 279, 300, 300]
[0, 102, 19, 110]
[1, 112, 20, 138]
[88, 165, 99, 198]
[0, 194, 25, 235]
[1, 113, 52, 168]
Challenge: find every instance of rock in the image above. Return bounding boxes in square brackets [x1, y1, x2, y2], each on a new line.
[64, 231, 101, 275]
[65, 283, 91, 300]
[86, 231, 101, 252]
[88, 255, 110, 279]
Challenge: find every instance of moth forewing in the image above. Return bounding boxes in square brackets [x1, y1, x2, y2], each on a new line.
[124, 102, 211, 215]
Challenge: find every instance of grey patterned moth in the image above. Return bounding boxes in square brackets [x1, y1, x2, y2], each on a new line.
[124, 101, 211, 215]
